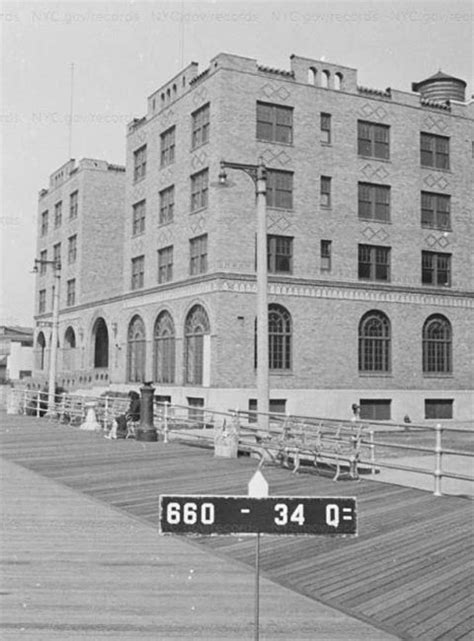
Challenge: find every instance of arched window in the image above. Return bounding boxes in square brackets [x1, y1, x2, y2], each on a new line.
[269, 304, 292, 370]
[93, 318, 109, 368]
[36, 332, 46, 370]
[127, 315, 146, 382]
[185, 305, 210, 385]
[321, 70, 330, 88]
[423, 315, 452, 374]
[154, 311, 175, 383]
[359, 311, 391, 372]
[63, 326, 76, 371]
[308, 67, 317, 85]
[335, 72, 343, 90]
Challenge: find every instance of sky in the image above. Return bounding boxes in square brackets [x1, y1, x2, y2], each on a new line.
[0, 0, 472, 327]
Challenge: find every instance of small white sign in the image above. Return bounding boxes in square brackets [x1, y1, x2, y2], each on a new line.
[248, 470, 269, 498]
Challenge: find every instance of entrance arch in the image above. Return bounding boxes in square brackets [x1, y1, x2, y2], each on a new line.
[92, 318, 109, 368]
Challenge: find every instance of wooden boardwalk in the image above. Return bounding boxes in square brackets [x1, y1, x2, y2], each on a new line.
[1, 415, 473, 640]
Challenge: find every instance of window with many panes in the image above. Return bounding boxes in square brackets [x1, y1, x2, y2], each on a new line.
[41, 211, 49, 236]
[256, 102, 293, 144]
[53, 242, 61, 265]
[189, 234, 208, 275]
[185, 305, 210, 385]
[69, 191, 78, 218]
[159, 186, 174, 224]
[66, 279, 76, 307]
[359, 311, 391, 373]
[131, 255, 145, 290]
[127, 315, 146, 382]
[267, 235, 292, 274]
[39, 289, 46, 314]
[266, 170, 293, 209]
[320, 176, 331, 207]
[160, 126, 175, 167]
[320, 240, 332, 271]
[268, 304, 292, 371]
[132, 200, 146, 235]
[420, 133, 449, 169]
[358, 183, 391, 222]
[421, 192, 450, 230]
[154, 311, 175, 384]
[358, 245, 390, 281]
[68, 235, 77, 264]
[321, 113, 331, 144]
[158, 245, 173, 283]
[423, 314, 452, 374]
[39, 250, 47, 275]
[358, 121, 390, 159]
[133, 145, 147, 181]
[191, 103, 210, 149]
[190, 169, 208, 211]
[422, 251, 451, 287]
[54, 201, 62, 228]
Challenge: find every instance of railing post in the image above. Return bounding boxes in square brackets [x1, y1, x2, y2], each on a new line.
[23, 389, 28, 415]
[434, 423, 443, 497]
[369, 430, 376, 476]
[36, 391, 41, 417]
[60, 392, 67, 421]
[163, 401, 169, 444]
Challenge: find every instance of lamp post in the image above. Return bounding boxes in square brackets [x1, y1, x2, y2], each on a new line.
[218, 158, 269, 431]
[33, 258, 61, 416]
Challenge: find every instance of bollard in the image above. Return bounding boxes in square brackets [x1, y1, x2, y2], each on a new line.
[136, 382, 157, 441]
[434, 423, 443, 497]
[80, 401, 101, 432]
[6, 388, 21, 415]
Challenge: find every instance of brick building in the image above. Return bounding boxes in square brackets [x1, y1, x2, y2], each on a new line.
[33, 54, 473, 422]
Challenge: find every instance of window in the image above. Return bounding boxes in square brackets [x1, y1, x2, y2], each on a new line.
[359, 399, 391, 420]
[131, 255, 145, 290]
[185, 305, 210, 385]
[66, 279, 76, 307]
[93, 317, 109, 368]
[248, 398, 287, 423]
[359, 311, 391, 373]
[41, 211, 48, 236]
[154, 311, 175, 383]
[423, 315, 452, 374]
[321, 113, 331, 144]
[127, 315, 146, 383]
[422, 251, 451, 287]
[187, 397, 205, 423]
[39, 249, 47, 275]
[421, 192, 450, 230]
[425, 399, 453, 419]
[190, 169, 209, 211]
[420, 133, 449, 169]
[133, 144, 147, 181]
[158, 245, 173, 283]
[358, 245, 390, 281]
[39, 289, 46, 314]
[69, 191, 78, 218]
[191, 103, 210, 149]
[256, 102, 293, 144]
[358, 183, 391, 222]
[36, 332, 46, 370]
[53, 242, 61, 265]
[132, 200, 146, 235]
[266, 170, 293, 209]
[267, 235, 292, 274]
[320, 240, 332, 271]
[268, 304, 292, 371]
[358, 121, 390, 159]
[68, 235, 77, 264]
[160, 126, 176, 167]
[190, 234, 208, 275]
[54, 201, 62, 228]
[159, 185, 175, 224]
[320, 176, 331, 207]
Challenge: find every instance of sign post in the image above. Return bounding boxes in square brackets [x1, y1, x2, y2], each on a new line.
[248, 470, 268, 641]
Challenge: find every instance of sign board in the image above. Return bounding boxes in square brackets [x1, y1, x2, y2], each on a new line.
[159, 495, 357, 536]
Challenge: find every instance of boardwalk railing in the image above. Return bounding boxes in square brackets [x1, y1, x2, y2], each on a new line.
[6, 388, 473, 496]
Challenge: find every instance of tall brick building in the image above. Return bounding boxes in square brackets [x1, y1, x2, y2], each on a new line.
[33, 54, 473, 422]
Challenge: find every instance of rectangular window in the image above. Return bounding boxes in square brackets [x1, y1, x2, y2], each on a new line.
[425, 399, 453, 419]
[66, 279, 76, 307]
[54, 201, 62, 228]
[133, 144, 147, 181]
[41, 211, 49, 236]
[360, 399, 391, 421]
[158, 245, 173, 284]
[191, 103, 210, 149]
[190, 169, 209, 212]
[420, 133, 449, 169]
[320, 240, 332, 272]
[39, 249, 47, 275]
[321, 113, 331, 144]
[160, 126, 175, 167]
[39, 289, 46, 314]
[159, 185, 175, 224]
[358, 183, 391, 222]
[190, 234, 208, 275]
[248, 399, 287, 423]
[266, 169, 293, 209]
[267, 235, 293, 274]
[67, 235, 77, 264]
[53, 242, 61, 265]
[421, 192, 451, 230]
[256, 102, 293, 144]
[187, 397, 205, 423]
[131, 255, 145, 290]
[358, 121, 390, 159]
[69, 191, 78, 218]
[132, 200, 146, 235]
[320, 176, 331, 207]
[358, 244, 390, 281]
[422, 251, 451, 287]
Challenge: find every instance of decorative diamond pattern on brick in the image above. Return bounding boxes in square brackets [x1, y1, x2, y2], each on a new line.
[425, 233, 450, 249]
[359, 103, 388, 121]
[191, 150, 208, 169]
[361, 163, 389, 181]
[261, 83, 290, 101]
[423, 115, 448, 132]
[268, 211, 291, 232]
[423, 174, 449, 190]
[193, 86, 209, 106]
[190, 215, 205, 235]
[157, 226, 172, 246]
[362, 226, 389, 242]
[261, 148, 292, 166]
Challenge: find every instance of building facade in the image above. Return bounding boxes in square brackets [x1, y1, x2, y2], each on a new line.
[0, 326, 33, 382]
[33, 54, 473, 422]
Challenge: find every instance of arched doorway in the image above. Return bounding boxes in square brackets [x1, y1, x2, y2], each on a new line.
[185, 305, 210, 385]
[127, 315, 146, 382]
[63, 326, 76, 370]
[92, 318, 109, 368]
[36, 331, 46, 371]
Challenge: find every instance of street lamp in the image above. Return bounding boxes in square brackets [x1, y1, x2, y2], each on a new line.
[217, 158, 269, 431]
[33, 257, 61, 416]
